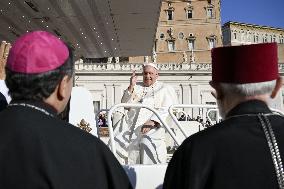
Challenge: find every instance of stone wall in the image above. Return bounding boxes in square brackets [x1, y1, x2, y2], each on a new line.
[130, 0, 222, 64]
[222, 22, 284, 63]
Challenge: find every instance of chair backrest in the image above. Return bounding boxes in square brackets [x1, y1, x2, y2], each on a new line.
[69, 86, 98, 136]
[123, 164, 167, 189]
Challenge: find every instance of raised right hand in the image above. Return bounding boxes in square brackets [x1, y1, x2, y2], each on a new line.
[0, 41, 11, 79]
[128, 70, 137, 92]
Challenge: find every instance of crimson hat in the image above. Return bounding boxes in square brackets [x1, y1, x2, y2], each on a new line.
[7, 31, 69, 74]
[211, 43, 279, 84]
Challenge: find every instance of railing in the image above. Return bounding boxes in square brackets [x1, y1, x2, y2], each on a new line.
[75, 62, 284, 73]
[107, 103, 182, 155]
[103, 103, 284, 156]
[168, 105, 284, 140]
[168, 104, 219, 139]
[75, 62, 212, 72]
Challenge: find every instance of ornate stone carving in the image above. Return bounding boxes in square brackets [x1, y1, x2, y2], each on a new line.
[77, 119, 92, 133]
[182, 52, 187, 63]
[115, 57, 120, 63]
[75, 62, 214, 72]
[75, 62, 284, 73]
[107, 57, 113, 63]
[152, 51, 157, 63]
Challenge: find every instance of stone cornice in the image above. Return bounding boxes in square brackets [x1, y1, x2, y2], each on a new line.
[75, 62, 212, 74]
[223, 21, 284, 32]
[75, 62, 284, 75]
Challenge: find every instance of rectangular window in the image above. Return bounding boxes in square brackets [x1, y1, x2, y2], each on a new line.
[263, 37, 267, 43]
[280, 38, 284, 44]
[208, 39, 215, 49]
[187, 10, 193, 19]
[207, 8, 213, 18]
[188, 40, 195, 51]
[241, 33, 245, 41]
[167, 10, 173, 20]
[233, 33, 237, 40]
[168, 41, 175, 51]
[254, 35, 259, 43]
[93, 101, 100, 114]
[247, 34, 251, 42]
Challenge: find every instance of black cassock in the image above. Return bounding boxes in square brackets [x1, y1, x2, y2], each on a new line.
[0, 92, 7, 111]
[0, 100, 132, 189]
[164, 100, 284, 189]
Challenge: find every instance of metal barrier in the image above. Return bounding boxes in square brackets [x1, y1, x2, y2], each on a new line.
[168, 104, 219, 139]
[102, 104, 284, 156]
[107, 103, 182, 155]
[168, 105, 284, 140]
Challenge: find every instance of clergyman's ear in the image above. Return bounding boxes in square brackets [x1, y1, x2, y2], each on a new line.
[209, 81, 224, 100]
[57, 75, 69, 100]
[271, 77, 283, 99]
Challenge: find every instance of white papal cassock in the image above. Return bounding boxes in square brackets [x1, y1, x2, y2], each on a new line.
[112, 81, 178, 164]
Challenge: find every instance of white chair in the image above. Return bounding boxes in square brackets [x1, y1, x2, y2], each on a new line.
[123, 164, 167, 189]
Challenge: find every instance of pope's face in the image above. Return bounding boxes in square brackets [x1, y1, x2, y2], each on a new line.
[143, 66, 158, 87]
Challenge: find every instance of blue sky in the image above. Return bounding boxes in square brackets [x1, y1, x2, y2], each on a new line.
[221, 0, 284, 29]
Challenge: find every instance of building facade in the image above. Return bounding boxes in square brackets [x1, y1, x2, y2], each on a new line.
[75, 62, 216, 115]
[129, 0, 222, 64]
[74, 61, 284, 114]
[222, 21, 284, 63]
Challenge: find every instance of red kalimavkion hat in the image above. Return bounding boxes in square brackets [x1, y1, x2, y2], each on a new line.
[6, 31, 69, 74]
[211, 43, 279, 84]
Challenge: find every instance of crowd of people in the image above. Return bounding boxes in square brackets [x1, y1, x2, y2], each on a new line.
[0, 30, 283, 189]
[98, 112, 107, 127]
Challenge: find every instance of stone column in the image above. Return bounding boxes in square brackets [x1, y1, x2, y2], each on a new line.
[113, 84, 122, 104]
[115, 57, 119, 63]
[104, 84, 114, 109]
[144, 56, 149, 63]
[190, 84, 200, 118]
[107, 57, 113, 63]
[181, 84, 191, 116]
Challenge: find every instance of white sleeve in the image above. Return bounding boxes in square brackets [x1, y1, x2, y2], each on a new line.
[121, 89, 132, 103]
[0, 80, 11, 103]
[150, 85, 178, 125]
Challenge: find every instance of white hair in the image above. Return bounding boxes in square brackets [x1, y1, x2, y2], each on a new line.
[220, 80, 276, 97]
[143, 63, 158, 70]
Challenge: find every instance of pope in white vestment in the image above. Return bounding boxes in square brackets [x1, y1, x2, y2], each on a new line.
[113, 63, 178, 164]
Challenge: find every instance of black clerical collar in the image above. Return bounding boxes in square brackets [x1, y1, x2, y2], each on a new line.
[9, 100, 57, 117]
[226, 100, 272, 119]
